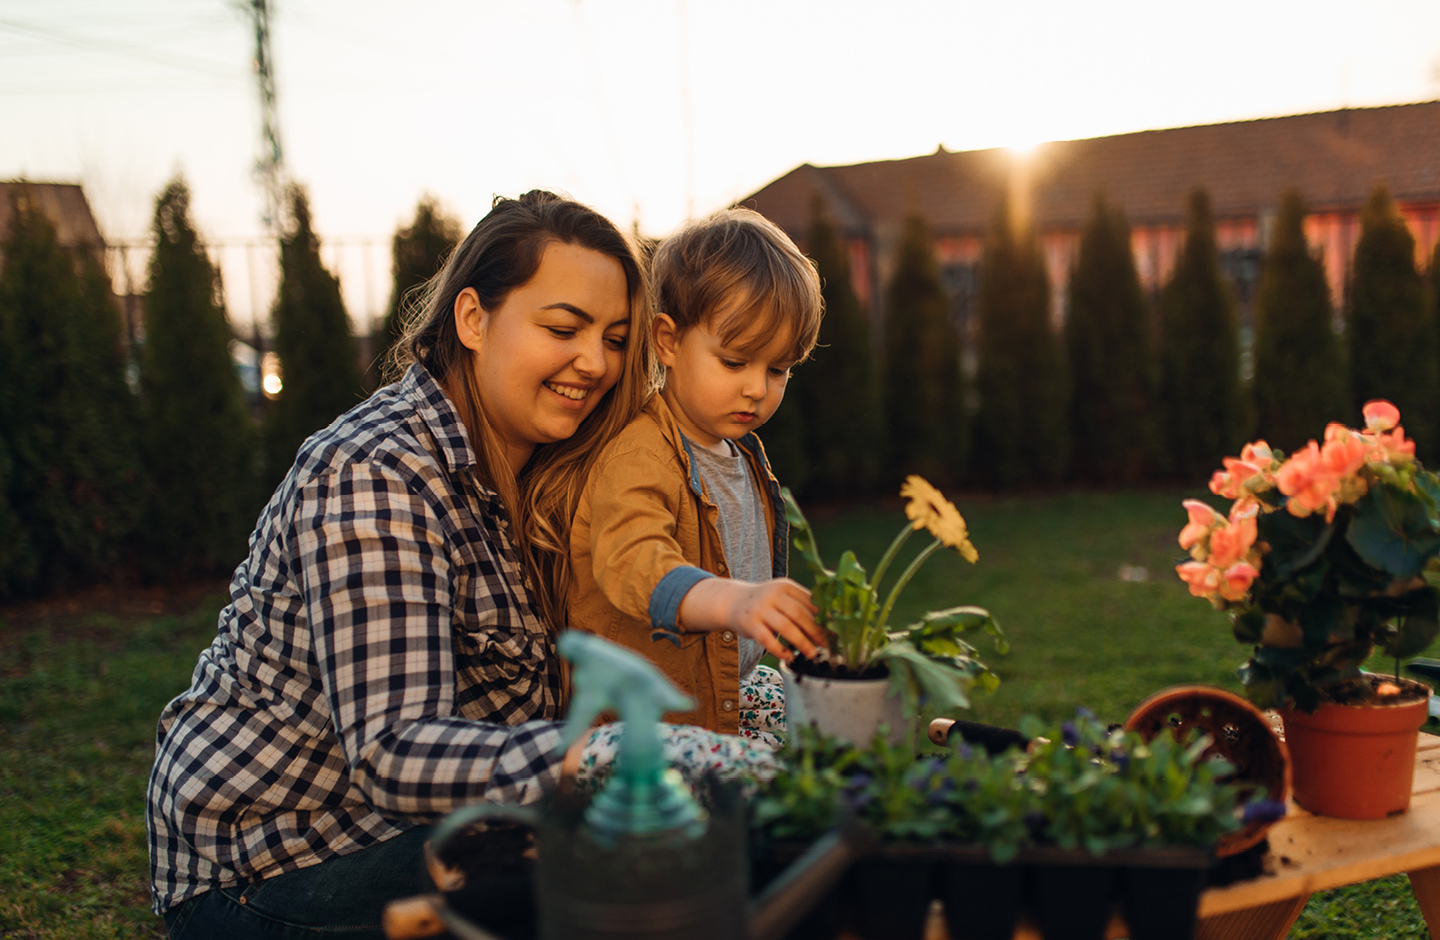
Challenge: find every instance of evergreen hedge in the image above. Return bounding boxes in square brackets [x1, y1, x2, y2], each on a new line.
[883, 213, 964, 485]
[1250, 188, 1348, 453]
[1159, 189, 1242, 480]
[140, 177, 259, 579]
[1348, 183, 1438, 460]
[264, 187, 364, 487]
[0, 186, 139, 593]
[375, 195, 459, 385]
[1064, 193, 1157, 483]
[973, 198, 1067, 487]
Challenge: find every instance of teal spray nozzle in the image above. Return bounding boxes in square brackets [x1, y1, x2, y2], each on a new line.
[558, 631, 708, 844]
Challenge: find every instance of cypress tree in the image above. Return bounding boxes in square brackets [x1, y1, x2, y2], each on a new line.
[0, 186, 138, 591]
[1251, 188, 1348, 453]
[264, 186, 364, 485]
[1065, 193, 1157, 483]
[883, 213, 964, 485]
[141, 177, 258, 577]
[1159, 189, 1242, 480]
[973, 196, 1067, 487]
[770, 194, 879, 499]
[375, 195, 459, 384]
[1349, 183, 1438, 459]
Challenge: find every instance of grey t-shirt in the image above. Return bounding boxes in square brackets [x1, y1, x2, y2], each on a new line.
[686, 437, 771, 676]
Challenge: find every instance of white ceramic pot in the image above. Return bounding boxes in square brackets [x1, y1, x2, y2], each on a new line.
[780, 660, 908, 747]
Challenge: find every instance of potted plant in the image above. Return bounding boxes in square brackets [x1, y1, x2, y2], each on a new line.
[1175, 400, 1438, 818]
[782, 476, 1007, 745]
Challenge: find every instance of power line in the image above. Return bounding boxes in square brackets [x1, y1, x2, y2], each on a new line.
[0, 15, 240, 81]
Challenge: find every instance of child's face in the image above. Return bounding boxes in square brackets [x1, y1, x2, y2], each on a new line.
[655, 311, 797, 454]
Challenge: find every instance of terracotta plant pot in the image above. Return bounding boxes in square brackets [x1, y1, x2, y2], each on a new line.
[1123, 685, 1290, 857]
[780, 661, 907, 747]
[1279, 677, 1432, 819]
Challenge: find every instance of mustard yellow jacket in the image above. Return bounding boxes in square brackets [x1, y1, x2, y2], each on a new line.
[567, 394, 789, 733]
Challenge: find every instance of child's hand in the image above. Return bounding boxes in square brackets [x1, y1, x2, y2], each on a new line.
[678, 578, 823, 662]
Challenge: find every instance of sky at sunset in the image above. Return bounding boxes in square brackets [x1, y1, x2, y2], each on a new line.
[4, 0, 1440, 331]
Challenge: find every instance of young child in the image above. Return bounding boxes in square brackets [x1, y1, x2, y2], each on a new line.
[566, 207, 826, 741]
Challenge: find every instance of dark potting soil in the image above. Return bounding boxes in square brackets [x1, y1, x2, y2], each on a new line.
[1318, 674, 1431, 707]
[434, 822, 538, 940]
[1203, 838, 1267, 888]
[788, 655, 889, 682]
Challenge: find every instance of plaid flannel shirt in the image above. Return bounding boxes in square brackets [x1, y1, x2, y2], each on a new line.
[147, 363, 566, 915]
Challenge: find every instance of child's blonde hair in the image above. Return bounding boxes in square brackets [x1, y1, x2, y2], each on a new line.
[651, 207, 823, 362]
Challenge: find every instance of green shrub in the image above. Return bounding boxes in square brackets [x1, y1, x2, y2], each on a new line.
[264, 187, 365, 486]
[973, 197, 1067, 487]
[0, 186, 140, 593]
[1064, 193, 1158, 483]
[375, 195, 459, 385]
[140, 177, 259, 579]
[1251, 189, 1349, 453]
[882, 213, 964, 486]
[1159, 189, 1242, 480]
[1348, 184, 1438, 462]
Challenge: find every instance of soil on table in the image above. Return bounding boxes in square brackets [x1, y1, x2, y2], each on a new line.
[1317, 673, 1431, 707]
[787, 655, 889, 682]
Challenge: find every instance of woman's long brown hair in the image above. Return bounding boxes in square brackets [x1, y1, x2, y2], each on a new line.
[389, 191, 659, 633]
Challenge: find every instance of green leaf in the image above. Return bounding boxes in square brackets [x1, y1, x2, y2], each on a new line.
[835, 550, 869, 587]
[1347, 484, 1440, 580]
[1381, 588, 1440, 660]
[874, 641, 973, 714]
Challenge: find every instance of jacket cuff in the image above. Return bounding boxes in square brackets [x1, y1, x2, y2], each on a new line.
[649, 566, 715, 646]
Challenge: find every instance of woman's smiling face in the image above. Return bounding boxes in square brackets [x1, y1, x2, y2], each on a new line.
[455, 241, 630, 472]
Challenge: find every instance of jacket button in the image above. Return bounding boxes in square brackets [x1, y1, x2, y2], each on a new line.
[722, 700, 735, 711]
[721, 631, 735, 643]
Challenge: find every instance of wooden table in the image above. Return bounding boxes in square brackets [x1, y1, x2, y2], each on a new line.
[1191, 732, 1440, 940]
[914, 734, 1440, 940]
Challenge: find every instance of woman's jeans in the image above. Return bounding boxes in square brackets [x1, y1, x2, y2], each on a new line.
[161, 826, 435, 939]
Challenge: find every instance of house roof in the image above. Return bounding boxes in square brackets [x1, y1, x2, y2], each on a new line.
[740, 101, 1440, 237]
[0, 181, 107, 252]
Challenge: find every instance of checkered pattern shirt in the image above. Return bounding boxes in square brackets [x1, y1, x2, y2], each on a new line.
[147, 364, 567, 915]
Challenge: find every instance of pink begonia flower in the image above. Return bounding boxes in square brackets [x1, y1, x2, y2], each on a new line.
[1176, 560, 1221, 598]
[1208, 513, 1258, 569]
[1178, 499, 1223, 550]
[1275, 441, 1342, 520]
[1239, 440, 1274, 467]
[1219, 562, 1259, 601]
[1374, 425, 1416, 460]
[1363, 400, 1400, 433]
[1320, 431, 1367, 478]
[1210, 452, 1268, 500]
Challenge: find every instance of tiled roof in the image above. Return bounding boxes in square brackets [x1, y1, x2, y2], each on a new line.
[0, 181, 106, 252]
[741, 101, 1440, 236]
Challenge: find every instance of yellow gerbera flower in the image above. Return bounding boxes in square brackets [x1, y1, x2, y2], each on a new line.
[900, 475, 978, 562]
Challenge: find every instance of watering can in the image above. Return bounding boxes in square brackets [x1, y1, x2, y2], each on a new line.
[382, 631, 857, 940]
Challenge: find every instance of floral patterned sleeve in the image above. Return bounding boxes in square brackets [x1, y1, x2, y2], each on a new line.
[576, 723, 782, 798]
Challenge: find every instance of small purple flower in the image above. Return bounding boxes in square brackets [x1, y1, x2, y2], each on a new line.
[1076, 706, 1095, 722]
[954, 742, 974, 761]
[1062, 721, 1080, 746]
[1110, 749, 1130, 771]
[1241, 799, 1287, 825]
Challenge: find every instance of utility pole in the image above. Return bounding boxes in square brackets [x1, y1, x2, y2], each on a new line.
[243, 0, 284, 358]
[247, 0, 285, 237]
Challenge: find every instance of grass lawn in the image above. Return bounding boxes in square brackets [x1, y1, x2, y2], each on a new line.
[0, 488, 1432, 938]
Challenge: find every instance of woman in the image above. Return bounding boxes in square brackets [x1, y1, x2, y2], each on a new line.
[147, 192, 788, 939]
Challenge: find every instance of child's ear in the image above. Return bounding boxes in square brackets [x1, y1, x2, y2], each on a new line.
[453, 288, 486, 353]
[653, 313, 680, 368]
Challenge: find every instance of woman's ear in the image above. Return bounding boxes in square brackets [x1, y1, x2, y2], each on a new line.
[653, 313, 680, 368]
[454, 288, 486, 353]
